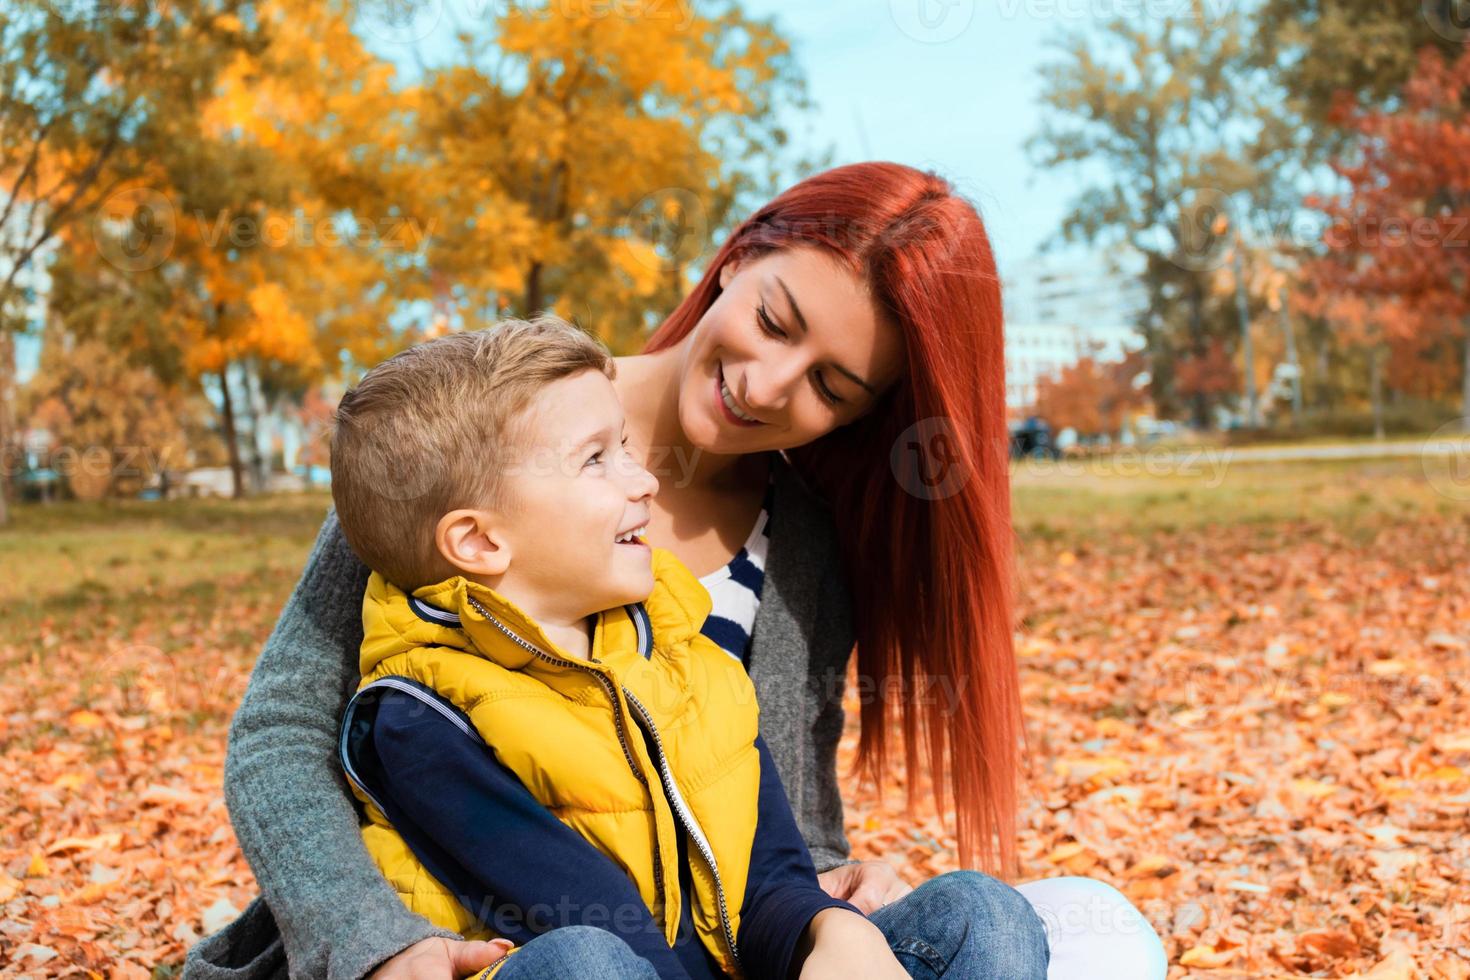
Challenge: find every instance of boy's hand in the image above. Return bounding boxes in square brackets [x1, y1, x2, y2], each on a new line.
[794, 908, 906, 979]
[816, 859, 913, 915]
[370, 937, 514, 980]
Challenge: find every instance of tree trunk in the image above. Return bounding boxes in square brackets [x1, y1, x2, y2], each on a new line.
[1369, 347, 1385, 441]
[1317, 320, 1340, 411]
[1279, 289, 1302, 425]
[523, 261, 544, 317]
[218, 365, 246, 500]
[1187, 277, 1209, 429]
[1232, 245, 1256, 428]
[241, 360, 268, 493]
[0, 332, 11, 527]
[1141, 256, 1175, 420]
[1462, 317, 1470, 432]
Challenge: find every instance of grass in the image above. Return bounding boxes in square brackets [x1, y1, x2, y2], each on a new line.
[1010, 454, 1460, 542]
[0, 493, 333, 665]
[1, 456, 1456, 657]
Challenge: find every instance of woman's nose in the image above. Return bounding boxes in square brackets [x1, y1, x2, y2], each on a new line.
[741, 362, 797, 416]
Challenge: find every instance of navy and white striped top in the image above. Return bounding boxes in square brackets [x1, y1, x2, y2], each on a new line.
[697, 474, 775, 666]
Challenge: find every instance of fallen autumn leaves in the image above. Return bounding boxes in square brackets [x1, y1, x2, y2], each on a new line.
[841, 515, 1470, 978]
[2, 470, 1467, 977]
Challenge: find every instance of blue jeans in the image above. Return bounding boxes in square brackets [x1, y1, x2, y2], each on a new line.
[490, 925, 659, 978]
[491, 872, 1048, 978]
[870, 870, 1051, 978]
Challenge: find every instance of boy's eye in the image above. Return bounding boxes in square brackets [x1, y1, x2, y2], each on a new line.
[587, 435, 629, 468]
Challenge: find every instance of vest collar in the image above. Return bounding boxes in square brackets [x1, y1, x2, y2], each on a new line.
[405, 578, 651, 670]
[365, 547, 709, 675]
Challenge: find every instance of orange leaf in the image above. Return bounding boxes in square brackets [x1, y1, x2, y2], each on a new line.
[1180, 944, 1240, 968]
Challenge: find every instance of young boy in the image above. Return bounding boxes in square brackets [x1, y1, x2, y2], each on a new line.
[328, 317, 904, 979]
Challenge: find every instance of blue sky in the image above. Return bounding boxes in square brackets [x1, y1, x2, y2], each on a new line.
[737, 0, 1077, 276]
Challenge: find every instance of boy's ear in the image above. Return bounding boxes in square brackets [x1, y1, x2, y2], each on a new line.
[435, 509, 512, 578]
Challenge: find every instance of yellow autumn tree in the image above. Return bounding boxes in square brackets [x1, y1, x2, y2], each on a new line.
[410, 0, 811, 350]
[0, 1, 264, 520]
[52, 0, 419, 497]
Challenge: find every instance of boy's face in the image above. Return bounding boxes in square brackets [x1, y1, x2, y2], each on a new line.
[478, 369, 661, 623]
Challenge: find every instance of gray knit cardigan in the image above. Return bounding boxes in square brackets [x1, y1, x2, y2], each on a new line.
[183, 452, 856, 980]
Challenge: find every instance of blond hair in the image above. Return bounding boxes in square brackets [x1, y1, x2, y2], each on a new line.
[330, 315, 613, 591]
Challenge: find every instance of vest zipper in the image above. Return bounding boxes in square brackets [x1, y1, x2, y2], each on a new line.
[463, 596, 668, 924]
[622, 689, 742, 973]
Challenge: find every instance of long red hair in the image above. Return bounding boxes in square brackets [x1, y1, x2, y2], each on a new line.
[642, 162, 1022, 875]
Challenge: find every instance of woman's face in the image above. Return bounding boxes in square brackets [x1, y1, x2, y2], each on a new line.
[675, 246, 904, 455]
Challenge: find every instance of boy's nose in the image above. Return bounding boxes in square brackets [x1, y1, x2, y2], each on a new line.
[635, 464, 660, 500]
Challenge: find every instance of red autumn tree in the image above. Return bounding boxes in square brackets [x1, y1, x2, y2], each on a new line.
[1174, 339, 1241, 412]
[1306, 45, 1470, 424]
[1036, 350, 1150, 437]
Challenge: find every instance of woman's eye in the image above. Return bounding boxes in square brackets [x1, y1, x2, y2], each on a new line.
[755, 300, 840, 404]
[585, 451, 603, 467]
[814, 373, 842, 405]
[756, 302, 786, 339]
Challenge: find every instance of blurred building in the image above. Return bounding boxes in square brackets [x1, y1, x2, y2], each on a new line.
[2, 201, 54, 386]
[1002, 251, 1146, 412]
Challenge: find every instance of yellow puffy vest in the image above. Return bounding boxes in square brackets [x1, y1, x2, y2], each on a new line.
[348, 547, 761, 977]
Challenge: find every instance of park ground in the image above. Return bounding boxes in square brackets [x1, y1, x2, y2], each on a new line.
[1, 454, 1467, 978]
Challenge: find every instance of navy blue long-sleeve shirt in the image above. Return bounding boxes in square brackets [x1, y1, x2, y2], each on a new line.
[341, 680, 858, 980]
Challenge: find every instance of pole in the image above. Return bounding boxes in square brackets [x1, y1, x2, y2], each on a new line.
[1279, 286, 1303, 424]
[1233, 240, 1257, 427]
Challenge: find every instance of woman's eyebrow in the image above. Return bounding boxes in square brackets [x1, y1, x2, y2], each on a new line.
[774, 276, 878, 396]
[774, 276, 810, 335]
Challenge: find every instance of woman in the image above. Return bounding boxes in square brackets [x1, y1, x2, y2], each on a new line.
[185, 162, 1167, 979]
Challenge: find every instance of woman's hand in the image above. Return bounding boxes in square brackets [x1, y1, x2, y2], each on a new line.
[369, 937, 514, 980]
[816, 860, 914, 916]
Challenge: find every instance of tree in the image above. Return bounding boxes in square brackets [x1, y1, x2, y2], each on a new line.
[407, 0, 811, 350]
[0, 0, 263, 521]
[1028, 2, 1300, 427]
[1304, 46, 1470, 426]
[19, 328, 200, 500]
[1255, 0, 1466, 139]
[49, 0, 417, 498]
[1035, 349, 1150, 437]
[13, 0, 815, 508]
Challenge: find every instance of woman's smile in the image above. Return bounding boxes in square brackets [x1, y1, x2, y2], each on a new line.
[715, 361, 766, 428]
